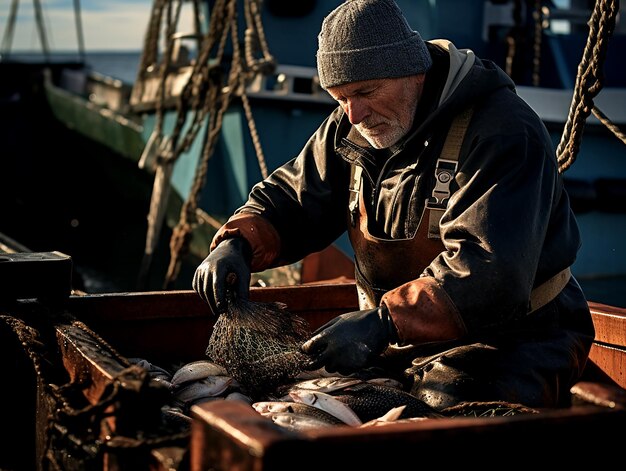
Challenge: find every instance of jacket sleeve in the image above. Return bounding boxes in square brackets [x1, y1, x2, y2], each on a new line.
[382, 276, 467, 344]
[223, 109, 351, 267]
[211, 212, 282, 272]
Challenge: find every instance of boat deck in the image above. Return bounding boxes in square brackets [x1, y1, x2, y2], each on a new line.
[2, 281, 624, 470]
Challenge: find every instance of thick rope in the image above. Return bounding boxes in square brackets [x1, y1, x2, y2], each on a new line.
[164, 0, 276, 288]
[134, 0, 166, 87]
[592, 105, 626, 144]
[1, 309, 187, 469]
[505, 0, 524, 78]
[557, 0, 619, 173]
[163, 0, 239, 287]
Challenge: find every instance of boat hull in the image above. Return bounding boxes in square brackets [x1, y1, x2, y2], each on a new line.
[1, 280, 624, 470]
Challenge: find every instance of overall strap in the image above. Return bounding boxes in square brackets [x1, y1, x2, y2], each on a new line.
[426, 107, 474, 238]
[348, 164, 363, 227]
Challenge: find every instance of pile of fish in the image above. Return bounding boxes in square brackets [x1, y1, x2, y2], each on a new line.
[254, 375, 444, 430]
[129, 357, 444, 432]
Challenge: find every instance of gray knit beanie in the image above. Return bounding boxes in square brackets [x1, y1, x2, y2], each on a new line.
[316, 0, 432, 89]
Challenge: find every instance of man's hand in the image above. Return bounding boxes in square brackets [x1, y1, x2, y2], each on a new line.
[192, 237, 252, 315]
[301, 305, 397, 375]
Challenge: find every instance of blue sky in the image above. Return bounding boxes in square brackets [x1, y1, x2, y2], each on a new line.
[1, 0, 155, 52]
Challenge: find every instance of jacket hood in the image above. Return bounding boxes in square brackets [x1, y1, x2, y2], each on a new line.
[429, 39, 516, 112]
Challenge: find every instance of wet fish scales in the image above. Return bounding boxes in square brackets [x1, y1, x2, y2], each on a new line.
[173, 376, 232, 403]
[289, 390, 362, 426]
[171, 360, 228, 385]
[284, 376, 363, 394]
[330, 383, 443, 422]
[254, 401, 345, 425]
[270, 412, 337, 432]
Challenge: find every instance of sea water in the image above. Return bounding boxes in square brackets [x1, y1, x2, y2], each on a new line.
[7, 50, 142, 84]
[84, 51, 143, 84]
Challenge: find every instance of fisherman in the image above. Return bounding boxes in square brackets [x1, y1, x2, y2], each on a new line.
[193, 0, 595, 410]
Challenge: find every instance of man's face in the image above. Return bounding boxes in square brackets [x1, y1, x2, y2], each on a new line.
[327, 75, 425, 149]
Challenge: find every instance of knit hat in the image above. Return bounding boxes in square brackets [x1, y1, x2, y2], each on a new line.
[316, 0, 432, 89]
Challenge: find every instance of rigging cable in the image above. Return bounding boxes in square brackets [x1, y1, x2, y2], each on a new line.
[0, 0, 20, 56]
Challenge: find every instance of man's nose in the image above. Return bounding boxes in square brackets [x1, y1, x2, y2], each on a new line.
[346, 98, 369, 125]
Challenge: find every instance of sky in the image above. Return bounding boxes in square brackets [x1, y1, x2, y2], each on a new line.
[0, 0, 156, 52]
[1, 0, 585, 53]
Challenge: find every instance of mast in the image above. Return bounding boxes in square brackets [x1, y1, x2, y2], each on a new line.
[73, 0, 86, 61]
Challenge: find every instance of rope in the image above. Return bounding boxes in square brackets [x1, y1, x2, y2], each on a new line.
[556, 0, 620, 173]
[32, 0, 50, 60]
[592, 105, 626, 144]
[163, 0, 277, 288]
[531, 0, 543, 87]
[134, 0, 165, 85]
[138, 0, 222, 288]
[163, 0, 237, 288]
[1, 308, 188, 469]
[242, 92, 269, 179]
[504, 0, 524, 78]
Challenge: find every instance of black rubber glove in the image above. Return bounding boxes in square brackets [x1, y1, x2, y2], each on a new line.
[300, 305, 398, 375]
[192, 237, 252, 315]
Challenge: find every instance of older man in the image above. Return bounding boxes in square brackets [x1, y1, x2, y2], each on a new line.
[193, 0, 594, 410]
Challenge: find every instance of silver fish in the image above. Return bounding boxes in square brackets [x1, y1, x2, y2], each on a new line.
[171, 360, 229, 386]
[287, 376, 363, 394]
[173, 375, 233, 404]
[361, 416, 431, 427]
[293, 367, 344, 380]
[253, 401, 345, 425]
[366, 377, 404, 390]
[288, 390, 362, 426]
[359, 405, 407, 427]
[328, 382, 443, 422]
[269, 412, 338, 432]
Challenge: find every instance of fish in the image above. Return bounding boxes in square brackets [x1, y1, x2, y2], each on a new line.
[288, 390, 362, 426]
[359, 405, 407, 427]
[361, 416, 431, 428]
[286, 376, 364, 394]
[253, 401, 346, 425]
[171, 360, 229, 386]
[366, 377, 405, 390]
[328, 382, 443, 422]
[269, 412, 338, 432]
[293, 366, 345, 380]
[172, 375, 233, 406]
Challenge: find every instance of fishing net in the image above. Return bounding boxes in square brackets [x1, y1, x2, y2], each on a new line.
[205, 297, 312, 398]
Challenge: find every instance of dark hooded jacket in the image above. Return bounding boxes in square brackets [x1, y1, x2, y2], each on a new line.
[212, 41, 594, 348]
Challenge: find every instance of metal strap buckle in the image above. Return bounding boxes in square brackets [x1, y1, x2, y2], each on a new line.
[426, 159, 458, 209]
